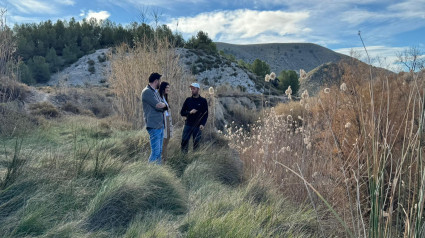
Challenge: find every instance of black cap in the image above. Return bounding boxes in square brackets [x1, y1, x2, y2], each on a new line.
[149, 72, 162, 83]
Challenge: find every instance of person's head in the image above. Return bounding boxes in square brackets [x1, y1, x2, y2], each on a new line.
[190, 83, 200, 97]
[148, 72, 162, 89]
[159, 81, 170, 98]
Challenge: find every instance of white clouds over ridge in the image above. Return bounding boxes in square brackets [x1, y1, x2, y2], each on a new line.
[169, 9, 311, 43]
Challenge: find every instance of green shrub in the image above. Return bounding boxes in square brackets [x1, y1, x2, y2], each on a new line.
[86, 162, 187, 231]
[28, 56, 51, 83]
[251, 59, 270, 78]
[184, 31, 217, 54]
[278, 70, 300, 95]
[88, 59, 95, 66]
[88, 65, 96, 74]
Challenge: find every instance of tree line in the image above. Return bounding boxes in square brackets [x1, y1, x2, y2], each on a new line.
[220, 51, 300, 95]
[11, 18, 188, 84]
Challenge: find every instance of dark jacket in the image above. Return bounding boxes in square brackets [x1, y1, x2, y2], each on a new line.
[180, 96, 208, 127]
[141, 85, 165, 129]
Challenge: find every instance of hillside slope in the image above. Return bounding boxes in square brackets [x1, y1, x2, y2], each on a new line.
[216, 42, 350, 73]
[300, 58, 395, 96]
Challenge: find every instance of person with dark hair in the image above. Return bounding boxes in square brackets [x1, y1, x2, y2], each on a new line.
[159, 81, 173, 162]
[180, 83, 208, 153]
[141, 72, 167, 164]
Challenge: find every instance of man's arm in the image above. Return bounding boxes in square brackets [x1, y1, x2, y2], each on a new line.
[142, 90, 165, 112]
[180, 98, 190, 117]
[200, 98, 209, 126]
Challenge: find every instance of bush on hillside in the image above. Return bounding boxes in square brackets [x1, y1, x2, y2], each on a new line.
[185, 31, 217, 54]
[27, 56, 50, 83]
[0, 77, 30, 102]
[29, 102, 60, 118]
[278, 70, 300, 95]
[251, 59, 270, 78]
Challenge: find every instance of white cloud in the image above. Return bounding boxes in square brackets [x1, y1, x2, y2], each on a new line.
[8, 0, 57, 14]
[84, 10, 111, 21]
[168, 9, 310, 43]
[335, 45, 413, 71]
[8, 15, 42, 23]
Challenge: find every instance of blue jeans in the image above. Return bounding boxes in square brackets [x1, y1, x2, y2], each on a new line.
[147, 128, 164, 164]
[181, 125, 202, 153]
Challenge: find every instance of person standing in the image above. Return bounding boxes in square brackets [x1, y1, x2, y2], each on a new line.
[159, 81, 173, 162]
[141, 72, 167, 164]
[180, 83, 208, 153]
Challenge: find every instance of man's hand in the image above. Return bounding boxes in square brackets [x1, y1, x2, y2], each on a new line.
[190, 109, 198, 114]
[199, 125, 204, 130]
[156, 102, 166, 109]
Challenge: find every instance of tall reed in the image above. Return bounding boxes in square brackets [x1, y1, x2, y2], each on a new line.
[225, 61, 425, 236]
[109, 37, 192, 129]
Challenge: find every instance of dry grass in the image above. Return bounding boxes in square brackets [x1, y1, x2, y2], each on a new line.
[225, 64, 425, 236]
[109, 38, 192, 129]
[0, 8, 17, 79]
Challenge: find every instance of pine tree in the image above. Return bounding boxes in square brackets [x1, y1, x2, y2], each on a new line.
[28, 56, 50, 83]
[278, 70, 300, 96]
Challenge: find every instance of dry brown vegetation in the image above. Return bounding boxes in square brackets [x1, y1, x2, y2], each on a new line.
[225, 64, 425, 237]
[109, 38, 193, 128]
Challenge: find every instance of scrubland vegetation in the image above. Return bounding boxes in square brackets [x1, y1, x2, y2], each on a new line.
[225, 63, 425, 237]
[3, 5, 425, 238]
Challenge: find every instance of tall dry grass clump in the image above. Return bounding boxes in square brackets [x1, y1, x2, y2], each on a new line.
[225, 62, 425, 236]
[109, 37, 192, 128]
[0, 8, 17, 79]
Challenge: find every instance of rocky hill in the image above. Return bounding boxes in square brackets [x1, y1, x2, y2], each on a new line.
[48, 49, 111, 87]
[216, 42, 350, 74]
[177, 48, 260, 93]
[300, 58, 395, 96]
[47, 48, 262, 94]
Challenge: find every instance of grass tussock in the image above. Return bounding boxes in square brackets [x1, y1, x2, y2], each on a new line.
[86, 162, 188, 231]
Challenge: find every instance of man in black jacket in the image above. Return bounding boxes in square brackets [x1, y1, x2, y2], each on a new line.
[180, 83, 208, 153]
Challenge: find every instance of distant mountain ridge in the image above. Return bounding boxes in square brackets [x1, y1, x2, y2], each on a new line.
[215, 42, 350, 74]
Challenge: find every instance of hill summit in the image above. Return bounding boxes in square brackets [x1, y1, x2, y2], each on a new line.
[216, 42, 350, 73]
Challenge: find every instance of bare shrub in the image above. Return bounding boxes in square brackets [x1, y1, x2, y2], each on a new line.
[0, 102, 37, 136]
[109, 38, 192, 128]
[29, 102, 60, 118]
[0, 77, 30, 103]
[0, 8, 17, 79]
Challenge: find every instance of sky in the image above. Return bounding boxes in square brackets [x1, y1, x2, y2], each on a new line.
[1, 0, 425, 71]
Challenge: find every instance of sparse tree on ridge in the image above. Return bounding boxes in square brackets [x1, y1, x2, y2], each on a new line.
[396, 46, 425, 72]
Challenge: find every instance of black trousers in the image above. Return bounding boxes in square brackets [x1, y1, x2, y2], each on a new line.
[181, 125, 202, 153]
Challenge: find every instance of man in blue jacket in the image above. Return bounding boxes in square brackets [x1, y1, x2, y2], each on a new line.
[180, 83, 208, 153]
[141, 72, 167, 164]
